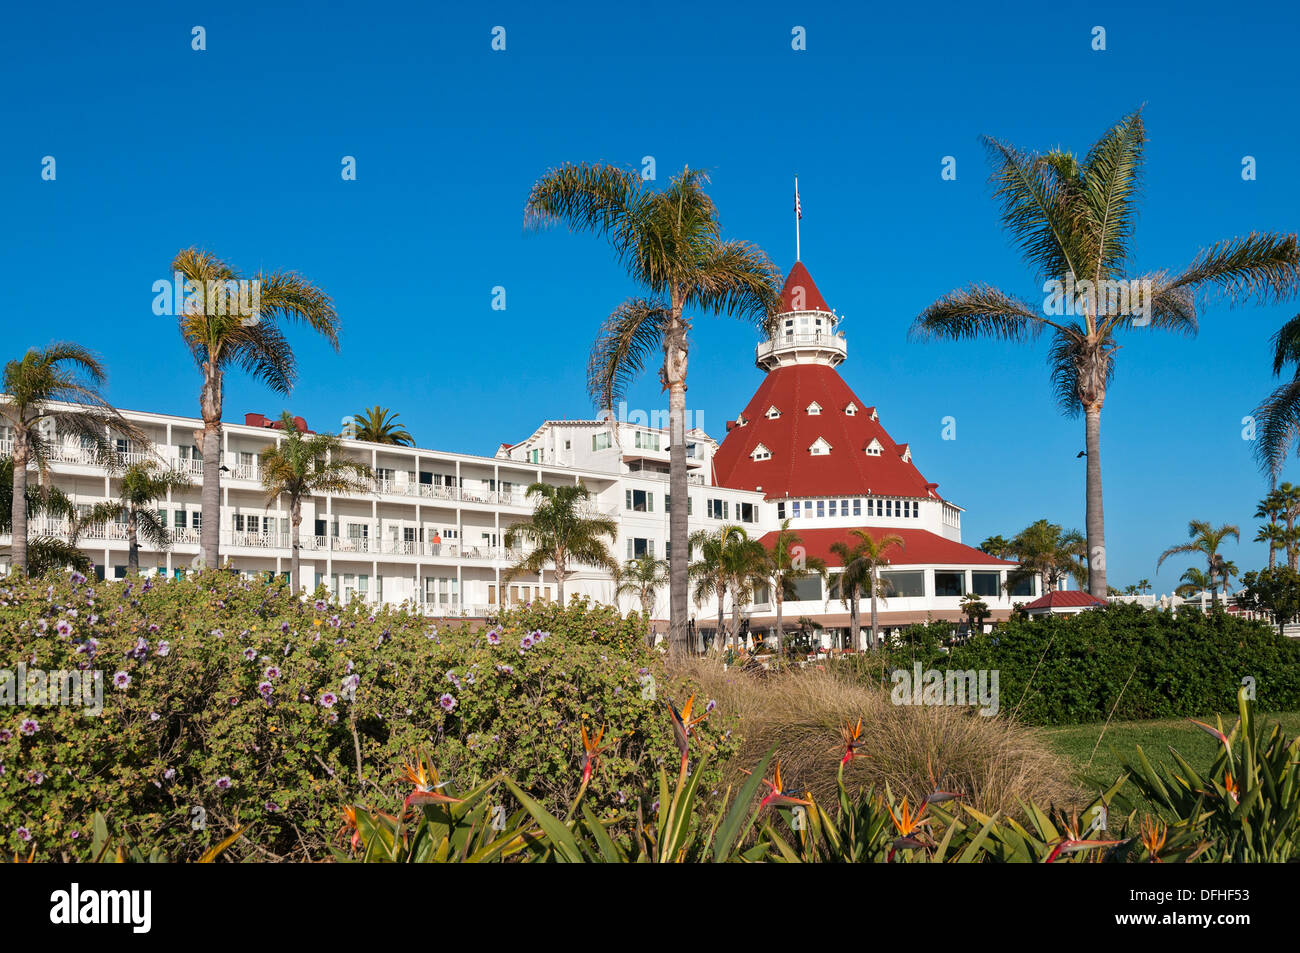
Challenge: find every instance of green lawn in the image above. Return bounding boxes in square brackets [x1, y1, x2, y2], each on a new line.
[1036, 711, 1300, 788]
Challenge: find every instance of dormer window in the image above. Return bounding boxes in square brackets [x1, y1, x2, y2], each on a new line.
[806, 402, 822, 416]
[765, 405, 781, 420]
[864, 438, 883, 457]
[809, 437, 832, 456]
[750, 443, 772, 461]
[866, 407, 878, 421]
[899, 444, 912, 464]
[737, 415, 748, 427]
[844, 402, 857, 416]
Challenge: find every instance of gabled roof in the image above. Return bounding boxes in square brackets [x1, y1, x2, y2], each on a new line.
[779, 261, 832, 313]
[712, 363, 941, 499]
[758, 527, 1015, 567]
[1022, 590, 1107, 610]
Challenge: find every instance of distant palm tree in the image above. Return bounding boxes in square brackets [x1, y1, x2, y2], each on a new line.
[99, 460, 192, 573]
[525, 163, 781, 654]
[689, 524, 766, 653]
[1250, 317, 1300, 476]
[504, 482, 618, 605]
[1255, 523, 1286, 571]
[1272, 483, 1300, 570]
[979, 534, 1014, 559]
[911, 110, 1300, 598]
[960, 594, 991, 636]
[689, 525, 734, 653]
[1004, 520, 1087, 594]
[0, 455, 90, 574]
[1136, 578, 1152, 594]
[1157, 520, 1241, 606]
[349, 406, 414, 446]
[259, 412, 371, 594]
[830, 529, 904, 651]
[616, 552, 669, 635]
[1, 342, 140, 573]
[763, 519, 827, 664]
[1175, 567, 1213, 600]
[173, 248, 340, 572]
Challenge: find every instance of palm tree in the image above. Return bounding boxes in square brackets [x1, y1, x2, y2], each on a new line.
[1, 342, 141, 573]
[615, 552, 669, 634]
[349, 406, 414, 446]
[689, 526, 734, 653]
[259, 412, 371, 594]
[763, 519, 827, 664]
[722, 528, 770, 654]
[1004, 520, 1087, 594]
[503, 482, 618, 605]
[0, 456, 90, 574]
[979, 534, 1014, 559]
[688, 524, 766, 653]
[959, 594, 991, 636]
[1157, 520, 1241, 606]
[525, 164, 781, 654]
[1175, 567, 1213, 600]
[911, 110, 1300, 598]
[97, 460, 192, 573]
[1255, 523, 1286, 571]
[1136, 578, 1152, 594]
[173, 248, 340, 572]
[829, 529, 904, 651]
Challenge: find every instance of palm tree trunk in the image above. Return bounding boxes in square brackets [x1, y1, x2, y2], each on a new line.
[555, 563, 566, 605]
[666, 311, 689, 655]
[1084, 405, 1107, 598]
[774, 587, 784, 665]
[869, 569, 880, 651]
[127, 509, 139, 572]
[1269, 544, 1277, 572]
[730, 584, 741, 653]
[199, 365, 223, 572]
[290, 498, 302, 594]
[849, 589, 860, 651]
[10, 439, 29, 573]
[715, 586, 725, 655]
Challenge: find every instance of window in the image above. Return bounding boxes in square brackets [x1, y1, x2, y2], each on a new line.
[564, 440, 571, 450]
[972, 572, 1001, 597]
[934, 571, 966, 597]
[791, 501, 801, 518]
[816, 500, 825, 518]
[809, 438, 831, 456]
[739, 502, 756, 523]
[627, 537, 654, 559]
[789, 577, 823, 602]
[777, 501, 786, 519]
[765, 406, 781, 419]
[885, 500, 893, 517]
[592, 432, 612, 452]
[879, 571, 924, 598]
[707, 498, 728, 520]
[174, 511, 186, 529]
[1009, 575, 1036, 597]
[626, 489, 653, 512]
[912, 501, 919, 518]
[634, 431, 660, 451]
[844, 403, 857, 416]
[190, 511, 201, 530]
[806, 402, 822, 415]
[828, 500, 837, 517]
[867, 499, 875, 517]
[750, 443, 771, 461]
[865, 439, 883, 456]
[528, 449, 540, 463]
[665, 494, 693, 515]
[853, 499, 861, 516]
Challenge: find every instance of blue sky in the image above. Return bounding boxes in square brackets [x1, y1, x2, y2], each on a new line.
[2, 1, 1298, 591]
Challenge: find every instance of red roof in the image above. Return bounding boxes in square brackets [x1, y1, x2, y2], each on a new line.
[1023, 590, 1107, 611]
[758, 526, 1015, 567]
[780, 261, 831, 313]
[713, 363, 940, 499]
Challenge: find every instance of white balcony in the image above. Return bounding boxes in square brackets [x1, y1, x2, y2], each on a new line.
[755, 328, 847, 370]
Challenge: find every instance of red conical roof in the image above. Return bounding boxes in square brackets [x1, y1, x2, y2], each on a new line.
[780, 261, 831, 313]
[712, 364, 939, 500]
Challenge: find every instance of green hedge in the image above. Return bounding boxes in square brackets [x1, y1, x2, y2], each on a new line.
[0, 570, 734, 860]
[883, 604, 1300, 726]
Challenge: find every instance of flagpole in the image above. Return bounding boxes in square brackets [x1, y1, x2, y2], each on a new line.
[794, 174, 801, 262]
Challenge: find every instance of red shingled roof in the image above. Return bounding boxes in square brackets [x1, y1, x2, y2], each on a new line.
[713, 363, 940, 499]
[757, 527, 1014, 567]
[1022, 590, 1107, 610]
[780, 261, 831, 313]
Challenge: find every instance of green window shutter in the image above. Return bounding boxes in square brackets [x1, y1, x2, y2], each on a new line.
[647, 493, 653, 512]
[625, 489, 632, 510]
[627, 538, 633, 560]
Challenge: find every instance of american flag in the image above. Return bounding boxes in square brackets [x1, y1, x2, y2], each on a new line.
[794, 182, 802, 219]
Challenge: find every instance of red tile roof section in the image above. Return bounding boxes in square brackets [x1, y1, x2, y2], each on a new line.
[780, 261, 831, 313]
[757, 526, 1015, 567]
[713, 362, 941, 500]
[1022, 590, 1107, 610]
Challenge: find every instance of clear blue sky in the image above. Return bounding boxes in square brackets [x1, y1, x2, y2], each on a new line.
[3, 1, 1298, 592]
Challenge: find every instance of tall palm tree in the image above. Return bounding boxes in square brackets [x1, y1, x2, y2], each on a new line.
[503, 482, 618, 605]
[722, 528, 769, 654]
[615, 552, 669, 631]
[1270, 483, 1300, 570]
[173, 248, 340, 572]
[1175, 567, 1212, 600]
[349, 406, 414, 446]
[1157, 520, 1241, 606]
[763, 519, 827, 663]
[830, 529, 904, 650]
[1255, 523, 1286, 572]
[1, 342, 140, 573]
[1250, 317, 1300, 476]
[99, 460, 192, 573]
[0, 456, 89, 574]
[689, 525, 734, 653]
[1004, 519, 1088, 594]
[525, 164, 781, 654]
[1136, 578, 1152, 594]
[259, 412, 371, 594]
[911, 110, 1300, 598]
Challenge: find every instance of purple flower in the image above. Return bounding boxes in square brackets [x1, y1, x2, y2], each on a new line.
[280, 621, 290, 633]
[445, 670, 461, 689]
[112, 671, 131, 690]
[706, 699, 717, 714]
[215, 776, 232, 791]
[258, 681, 273, 697]
[55, 620, 73, 638]
[0, 728, 11, 742]
[439, 693, 457, 712]
[163, 768, 176, 780]
[16, 826, 31, 842]
[320, 692, 337, 708]
[156, 641, 170, 657]
[70, 571, 86, 586]
[26, 770, 45, 785]
[486, 628, 501, 646]
[265, 666, 280, 680]
[150, 711, 160, 721]
[243, 648, 258, 661]
[210, 629, 224, 639]
[130, 638, 149, 660]
[19, 719, 38, 736]
[495, 664, 514, 675]
[519, 634, 534, 650]
[328, 615, 341, 628]
[264, 801, 279, 813]
[314, 599, 327, 612]
[148, 623, 160, 635]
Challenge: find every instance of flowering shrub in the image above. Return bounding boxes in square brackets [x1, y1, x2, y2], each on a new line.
[0, 571, 734, 860]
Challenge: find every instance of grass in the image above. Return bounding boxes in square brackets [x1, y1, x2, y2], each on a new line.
[1036, 710, 1300, 788]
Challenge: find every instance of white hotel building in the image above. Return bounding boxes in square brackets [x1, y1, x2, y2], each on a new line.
[1, 259, 1035, 646]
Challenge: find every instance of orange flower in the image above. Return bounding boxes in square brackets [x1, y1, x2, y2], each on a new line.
[1139, 817, 1166, 860]
[580, 722, 609, 784]
[402, 757, 461, 809]
[839, 718, 866, 765]
[337, 805, 361, 851]
[757, 762, 811, 810]
[889, 797, 929, 838]
[666, 694, 710, 761]
[1223, 772, 1239, 804]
